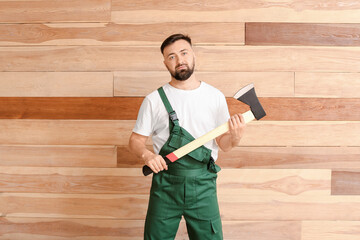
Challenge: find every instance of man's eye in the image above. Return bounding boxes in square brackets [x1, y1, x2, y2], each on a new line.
[182, 52, 187, 55]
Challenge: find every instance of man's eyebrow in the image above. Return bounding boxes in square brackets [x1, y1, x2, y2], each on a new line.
[166, 48, 189, 58]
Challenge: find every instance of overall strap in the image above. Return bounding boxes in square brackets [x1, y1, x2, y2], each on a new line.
[158, 87, 179, 126]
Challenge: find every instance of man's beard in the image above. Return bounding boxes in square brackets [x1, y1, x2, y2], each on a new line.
[169, 62, 195, 81]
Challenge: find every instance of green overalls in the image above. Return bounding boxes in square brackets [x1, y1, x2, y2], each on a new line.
[144, 87, 223, 240]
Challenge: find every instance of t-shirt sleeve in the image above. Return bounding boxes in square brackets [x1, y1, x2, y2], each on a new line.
[133, 97, 153, 136]
[217, 93, 230, 126]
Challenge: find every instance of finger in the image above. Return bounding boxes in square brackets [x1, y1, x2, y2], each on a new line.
[161, 157, 168, 170]
[238, 113, 245, 124]
[231, 115, 237, 128]
[228, 117, 234, 129]
[156, 159, 164, 171]
[233, 114, 241, 125]
[149, 162, 159, 174]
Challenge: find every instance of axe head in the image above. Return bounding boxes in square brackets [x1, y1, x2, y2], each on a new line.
[233, 83, 266, 120]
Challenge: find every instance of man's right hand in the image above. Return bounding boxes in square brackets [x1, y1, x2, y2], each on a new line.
[142, 152, 168, 174]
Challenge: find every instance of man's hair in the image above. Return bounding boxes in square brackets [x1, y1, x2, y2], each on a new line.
[160, 34, 192, 54]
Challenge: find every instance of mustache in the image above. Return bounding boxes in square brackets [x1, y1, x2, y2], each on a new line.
[176, 64, 188, 68]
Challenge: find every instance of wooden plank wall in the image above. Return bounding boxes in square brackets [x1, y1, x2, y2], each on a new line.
[0, 0, 360, 239]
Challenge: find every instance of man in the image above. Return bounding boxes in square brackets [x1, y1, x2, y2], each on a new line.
[128, 34, 246, 240]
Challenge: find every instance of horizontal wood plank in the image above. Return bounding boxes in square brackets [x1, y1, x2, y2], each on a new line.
[0, 167, 328, 195]
[295, 72, 360, 98]
[118, 146, 360, 169]
[0, 217, 301, 240]
[0, 120, 359, 146]
[246, 23, 360, 46]
[0, 145, 117, 167]
[111, 0, 360, 23]
[302, 221, 360, 240]
[1, 97, 358, 121]
[0, 0, 111, 23]
[0, 72, 113, 97]
[3, 193, 360, 220]
[114, 71, 294, 97]
[0, 167, 150, 194]
[3, 46, 360, 72]
[217, 147, 360, 169]
[332, 170, 360, 195]
[0, 22, 244, 46]
[217, 169, 330, 196]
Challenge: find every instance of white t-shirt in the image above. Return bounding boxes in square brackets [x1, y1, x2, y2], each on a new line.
[133, 81, 230, 161]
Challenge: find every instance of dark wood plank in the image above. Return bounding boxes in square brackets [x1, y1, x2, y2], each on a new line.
[0, 0, 111, 23]
[0, 22, 244, 45]
[246, 23, 360, 46]
[119, 146, 360, 169]
[0, 97, 358, 121]
[332, 170, 360, 195]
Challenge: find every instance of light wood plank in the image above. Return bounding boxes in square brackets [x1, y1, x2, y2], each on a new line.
[119, 146, 360, 169]
[0, 168, 328, 195]
[0, 0, 111, 23]
[246, 23, 360, 46]
[295, 72, 360, 98]
[0, 218, 144, 240]
[3, 193, 360, 220]
[0, 145, 117, 167]
[217, 147, 360, 169]
[0, 120, 135, 145]
[302, 221, 360, 240]
[219, 195, 360, 220]
[0, 218, 301, 240]
[111, 0, 360, 23]
[114, 71, 294, 97]
[0, 120, 359, 146]
[0, 193, 149, 219]
[332, 170, 360, 195]
[0, 72, 113, 97]
[3, 46, 360, 72]
[0, 167, 150, 194]
[217, 169, 330, 196]
[0, 22, 244, 46]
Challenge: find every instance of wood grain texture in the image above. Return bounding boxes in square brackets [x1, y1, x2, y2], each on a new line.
[0, 167, 328, 196]
[3, 46, 360, 72]
[0, 22, 244, 46]
[302, 221, 360, 240]
[219, 195, 360, 220]
[0, 167, 150, 194]
[0, 0, 111, 23]
[1, 120, 359, 146]
[295, 72, 360, 98]
[118, 146, 360, 169]
[217, 169, 330, 196]
[0, 72, 113, 97]
[246, 23, 360, 46]
[1, 97, 358, 121]
[217, 147, 360, 169]
[111, 0, 360, 23]
[332, 170, 360, 195]
[0, 97, 143, 120]
[0, 218, 301, 240]
[114, 71, 294, 97]
[3, 193, 360, 220]
[0, 145, 117, 167]
[227, 97, 360, 121]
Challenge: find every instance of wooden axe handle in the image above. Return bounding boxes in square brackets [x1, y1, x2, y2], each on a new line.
[142, 110, 255, 176]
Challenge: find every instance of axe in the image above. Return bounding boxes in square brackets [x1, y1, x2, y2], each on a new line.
[142, 83, 266, 176]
